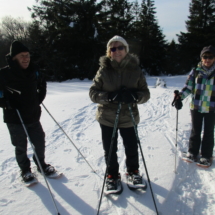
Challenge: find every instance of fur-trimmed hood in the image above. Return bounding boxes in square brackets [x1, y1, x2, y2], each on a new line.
[99, 53, 140, 71]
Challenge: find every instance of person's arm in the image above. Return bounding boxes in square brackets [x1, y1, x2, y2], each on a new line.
[89, 68, 109, 104]
[135, 71, 150, 104]
[37, 72, 47, 104]
[180, 69, 196, 99]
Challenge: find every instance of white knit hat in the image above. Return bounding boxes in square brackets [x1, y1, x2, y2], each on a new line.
[107, 35, 129, 53]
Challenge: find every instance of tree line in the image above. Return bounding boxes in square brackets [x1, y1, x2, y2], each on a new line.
[0, 0, 215, 81]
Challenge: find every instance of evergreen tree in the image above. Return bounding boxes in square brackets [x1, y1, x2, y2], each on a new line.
[165, 40, 181, 75]
[28, 21, 52, 77]
[177, 0, 215, 73]
[130, 0, 141, 39]
[27, 0, 169, 78]
[135, 0, 167, 75]
[30, 0, 107, 80]
[105, 0, 134, 36]
[97, 0, 134, 44]
[124, 0, 142, 54]
[30, 0, 74, 80]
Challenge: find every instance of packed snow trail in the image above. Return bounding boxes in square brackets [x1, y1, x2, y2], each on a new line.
[0, 77, 215, 215]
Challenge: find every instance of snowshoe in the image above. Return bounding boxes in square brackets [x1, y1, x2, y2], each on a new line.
[196, 157, 212, 168]
[126, 170, 147, 190]
[104, 174, 123, 195]
[21, 170, 38, 187]
[181, 152, 198, 163]
[37, 164, 62, 179]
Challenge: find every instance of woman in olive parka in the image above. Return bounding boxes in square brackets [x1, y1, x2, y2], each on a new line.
[89, 36, 150, 193]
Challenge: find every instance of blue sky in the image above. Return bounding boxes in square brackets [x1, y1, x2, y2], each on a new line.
[154, 0, 190, 42]
[0, 0, 190, 42]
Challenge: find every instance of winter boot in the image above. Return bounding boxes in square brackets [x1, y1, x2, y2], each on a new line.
[21, 169, 35, 182]
[197, 157, 212, 168]
[126, 170, 147, 190]
[182, 152, 198, 163]
[104, 173, 122, 195]
[38, 164, 56, 176]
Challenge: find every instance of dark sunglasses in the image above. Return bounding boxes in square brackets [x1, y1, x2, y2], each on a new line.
[202, 55, 214, 60]
[110, 46, 125, 52]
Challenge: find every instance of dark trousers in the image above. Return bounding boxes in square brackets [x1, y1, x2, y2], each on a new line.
[189, 110, 215, 158]
[7, 121, 46, 172]
[100, 124, 139, 177]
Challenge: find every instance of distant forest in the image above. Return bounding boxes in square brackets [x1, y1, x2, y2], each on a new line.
[1, 0, 215, 81]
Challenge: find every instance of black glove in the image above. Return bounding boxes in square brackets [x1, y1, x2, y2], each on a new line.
[121, 88, 138, 104]
[172, 90, 183, 110]
[108, 90, 122, 102]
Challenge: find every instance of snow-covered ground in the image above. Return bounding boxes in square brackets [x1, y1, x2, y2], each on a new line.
[0, 75, 215, 215]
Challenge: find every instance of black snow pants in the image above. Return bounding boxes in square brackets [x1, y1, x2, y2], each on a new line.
[189, 110, 215, 159]
[100, 124, 139, 177]
[7, 121, 46, 173]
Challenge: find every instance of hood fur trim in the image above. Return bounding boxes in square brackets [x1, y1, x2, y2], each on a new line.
[99, 54, 140, 70]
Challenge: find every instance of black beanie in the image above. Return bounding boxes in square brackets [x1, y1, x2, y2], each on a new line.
[10, 41, 29, 58]
[200, 45, 215, 58]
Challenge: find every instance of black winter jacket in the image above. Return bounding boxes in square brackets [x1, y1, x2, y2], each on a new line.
[0, 59, 46, 124]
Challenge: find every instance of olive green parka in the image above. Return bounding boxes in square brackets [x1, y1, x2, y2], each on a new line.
[89, 53, 150, 128]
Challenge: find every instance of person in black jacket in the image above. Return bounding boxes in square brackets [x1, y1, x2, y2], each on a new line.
[0, 41, 56, 183]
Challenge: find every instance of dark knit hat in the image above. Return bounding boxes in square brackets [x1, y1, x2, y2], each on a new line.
[10, 41, 29, 58]
[200, 45, 215, 58]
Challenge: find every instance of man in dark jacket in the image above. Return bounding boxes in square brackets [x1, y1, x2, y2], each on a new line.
[0, 41, 56, 183]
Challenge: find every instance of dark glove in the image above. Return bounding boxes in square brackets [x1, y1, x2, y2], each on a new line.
[121, 88, 138, 104]
[108, 90, 122, 102]
[172, 90, 183, 110]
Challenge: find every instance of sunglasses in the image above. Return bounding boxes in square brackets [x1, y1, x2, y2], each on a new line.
[110, 46, 125, 52]
[202, 55, 214, 60]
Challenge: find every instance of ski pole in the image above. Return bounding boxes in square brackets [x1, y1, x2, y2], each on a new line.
[172, 90, 182, 174]
[128, 104, 159, 215]
[174, 109, 179, 174]
[16, 109, 61, 215]
[42, 103, 97, 174]
[97, 102, 122, 215]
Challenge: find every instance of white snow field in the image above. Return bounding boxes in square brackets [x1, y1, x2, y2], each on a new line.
[0, 75, 215, 215]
